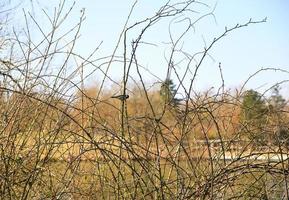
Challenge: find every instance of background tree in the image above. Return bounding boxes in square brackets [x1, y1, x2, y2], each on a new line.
[160, 78, 181, 107]
[240, 89, 268, 144]
[269, 85, 286, 110]
[268, 86, 289, 146]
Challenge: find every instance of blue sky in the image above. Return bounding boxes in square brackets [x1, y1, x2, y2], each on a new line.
[13, 0, 289, 96]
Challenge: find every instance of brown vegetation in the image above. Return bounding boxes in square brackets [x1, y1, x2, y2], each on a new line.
[0, 1, 288, 199]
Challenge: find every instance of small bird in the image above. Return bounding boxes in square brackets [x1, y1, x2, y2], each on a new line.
[111, 94, 129, 101]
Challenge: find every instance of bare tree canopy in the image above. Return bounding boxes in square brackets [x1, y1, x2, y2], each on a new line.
[0, 1, 288, 199]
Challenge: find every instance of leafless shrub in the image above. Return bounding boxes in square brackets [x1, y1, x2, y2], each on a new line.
[0, 0, 288, 199]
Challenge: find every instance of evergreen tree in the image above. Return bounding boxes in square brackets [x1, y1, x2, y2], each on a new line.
[241, 90, 267, 121]
[160, 78, 180, 107]
[241, 90, 268, 144]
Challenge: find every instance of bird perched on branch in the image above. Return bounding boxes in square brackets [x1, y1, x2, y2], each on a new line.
[111, 94, 129, 101]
